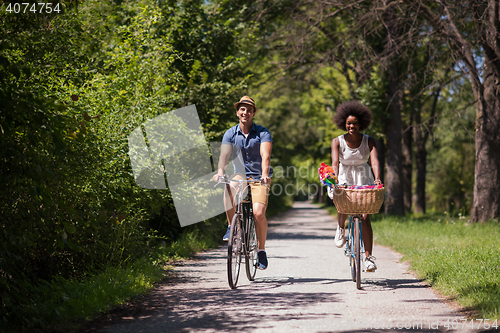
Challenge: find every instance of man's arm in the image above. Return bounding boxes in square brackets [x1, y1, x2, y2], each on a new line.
[260, 141, 272, 185]
[212, 144, 232, 181]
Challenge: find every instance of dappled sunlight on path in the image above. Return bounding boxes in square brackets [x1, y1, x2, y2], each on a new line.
[84, 201, 471, 333]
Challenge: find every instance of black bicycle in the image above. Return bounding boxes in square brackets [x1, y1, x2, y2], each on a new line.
[216, 176, 263, 289]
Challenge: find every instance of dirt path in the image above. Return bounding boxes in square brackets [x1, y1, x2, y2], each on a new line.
[84, 201, 477, 333]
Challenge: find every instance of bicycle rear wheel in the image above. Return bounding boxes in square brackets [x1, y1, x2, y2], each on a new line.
[354, 216, 361, 289]
[227, 214, 242, 289]
[245, 212, 258, 281]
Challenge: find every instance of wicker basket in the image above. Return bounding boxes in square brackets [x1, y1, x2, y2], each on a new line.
[331, 187, 385, 214]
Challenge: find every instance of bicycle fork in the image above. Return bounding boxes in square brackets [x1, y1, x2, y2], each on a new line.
[344, 216, 366, 270]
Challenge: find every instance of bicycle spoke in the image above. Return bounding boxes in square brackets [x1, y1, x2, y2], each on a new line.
[245, 213, 258, 281]
[348, 218, 356, 282]
[354, 216, 361, 289]
[227, 215, 242, 289]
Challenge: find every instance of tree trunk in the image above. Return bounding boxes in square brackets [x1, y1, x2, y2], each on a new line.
[383, 1, 405, 216]
[377, 138, 386, 185]
[376, 138, 386, 213]
[384, 77, 405, 215]
[414, 134, 426, 214]
[413, 108, 426, 214]
[402, 121, 412, 213]
[412, 0, 500, 221]
[470, 61, 500, 222]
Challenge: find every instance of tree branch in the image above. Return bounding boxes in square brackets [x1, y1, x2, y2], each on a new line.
[403, 0, 482, 98]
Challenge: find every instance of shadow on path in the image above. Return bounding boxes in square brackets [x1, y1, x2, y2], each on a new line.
[82, 201, 465, 333]
[84, 272, 344, 332]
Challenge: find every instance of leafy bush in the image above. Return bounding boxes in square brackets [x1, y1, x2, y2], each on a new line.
[0, 0, 247, 330]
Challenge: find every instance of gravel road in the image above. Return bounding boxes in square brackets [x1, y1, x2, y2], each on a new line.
[84, 201, 484, 333]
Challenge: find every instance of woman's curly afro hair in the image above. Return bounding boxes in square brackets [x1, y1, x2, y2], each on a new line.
[333, 100, 373, 131]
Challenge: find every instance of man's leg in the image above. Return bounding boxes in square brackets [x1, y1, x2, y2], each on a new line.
[253, 202, 268, 249]
[223, 186, 236, 226]
[222, 174, 243, 241]
[221, 187, 235, 241]
[251, 182, 269, 269]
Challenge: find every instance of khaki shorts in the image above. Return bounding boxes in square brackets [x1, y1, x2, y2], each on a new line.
[226, 173, 270, 206]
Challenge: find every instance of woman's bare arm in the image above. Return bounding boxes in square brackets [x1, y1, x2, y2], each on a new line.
[331, 137, 340, 176]
[368, 137, 381, 183]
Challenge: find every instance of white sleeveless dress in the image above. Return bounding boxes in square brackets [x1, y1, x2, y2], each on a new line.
[337, 134, 375, 186]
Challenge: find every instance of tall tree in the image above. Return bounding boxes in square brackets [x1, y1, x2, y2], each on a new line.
[405, 0, 500, 222]
[380, 0, 405, 215]
[242, 0, 408, 214]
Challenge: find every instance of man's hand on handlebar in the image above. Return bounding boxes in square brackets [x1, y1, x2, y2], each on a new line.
[213, 173, 226, 183]
[212, 173, 270, 186]
[261, 175, 271, 186]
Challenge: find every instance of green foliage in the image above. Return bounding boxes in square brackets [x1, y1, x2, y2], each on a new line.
[19, 258, 167, 332]
[248, 58, 351, 201]
[0, 0, 246, 330]
[374, 216, 500, 319]
[355, 68, 390, 143]
[0, 0, 485, 329]
[426, 83, 476, 214]
[156, 0, 250, 140]
[0, 3, 104, 317]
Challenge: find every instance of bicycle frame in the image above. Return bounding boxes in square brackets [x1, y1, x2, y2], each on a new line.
[344, 214, 365, 289]
[216, 176, 264, 288]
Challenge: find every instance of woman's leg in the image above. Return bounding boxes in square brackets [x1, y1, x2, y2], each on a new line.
[361, 214, 373, 257]
[337, 212, 347, 228]
[362, 214, 377, 271]
[335, 212, 348, 247]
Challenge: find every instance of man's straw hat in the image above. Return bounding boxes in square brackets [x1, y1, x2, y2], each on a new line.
[234, 96, 257, 110]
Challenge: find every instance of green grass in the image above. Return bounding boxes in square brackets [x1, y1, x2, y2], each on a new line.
[9, 226, 224, 333]
[373, 215, 500, 319]
[20, 203, 289, 333]
[22, 259, 169, 333]
[318, 202, 500, 319]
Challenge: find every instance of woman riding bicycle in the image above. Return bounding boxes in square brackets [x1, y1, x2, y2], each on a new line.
[330, 101, 381, 272]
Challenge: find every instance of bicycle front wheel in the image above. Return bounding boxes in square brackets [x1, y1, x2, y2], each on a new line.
[245, 213, 258, 281]
[227, 214, 242, 289]
[354, 216, 361, 289]
[348, 218, 356, 282]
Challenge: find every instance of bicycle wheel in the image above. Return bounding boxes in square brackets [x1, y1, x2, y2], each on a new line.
[227, 214, 242, 289]
[354, 216, 361, 289]
[245, 210, 258, 281]
[348, 218, 356, 282]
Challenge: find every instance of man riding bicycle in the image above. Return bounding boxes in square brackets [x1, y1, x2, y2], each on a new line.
[213, 96, 273, 270]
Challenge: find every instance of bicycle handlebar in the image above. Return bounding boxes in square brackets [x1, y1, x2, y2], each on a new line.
[214, 175, 269, 189]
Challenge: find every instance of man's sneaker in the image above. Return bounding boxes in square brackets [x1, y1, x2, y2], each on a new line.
[335, 226, 346, 248]
[257, 251, 268, 270]
[222, 226, 231, 242]
[365, 256, 377, 272]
